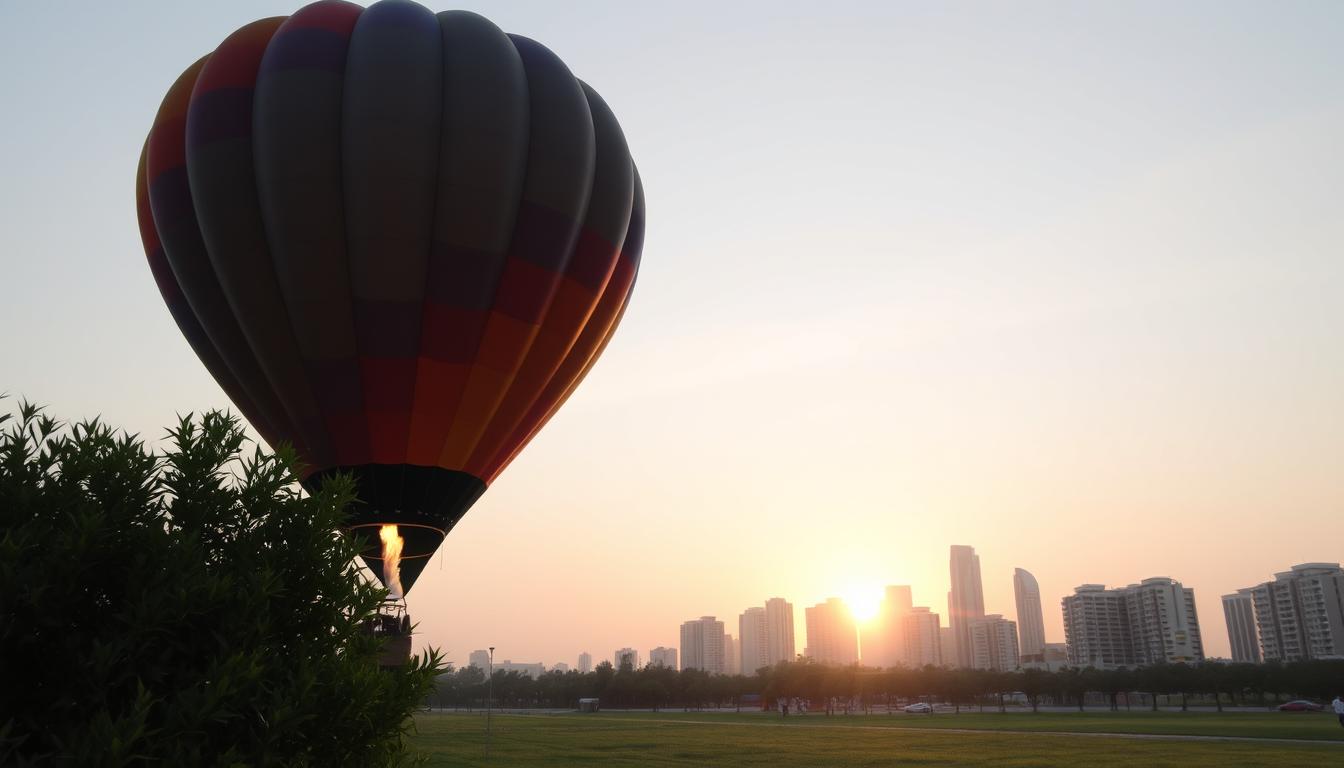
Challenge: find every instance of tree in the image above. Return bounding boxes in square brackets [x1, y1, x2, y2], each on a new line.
[1167, 664, 1197, 711]
[1137, 663, 1173, 711]
[437, 665, 485, 709]
[0, 404, 444, 766]
[1096, 668, 1132, 712]
[1059, 667, 1089, 711]
[1019, 668, 1048, 713]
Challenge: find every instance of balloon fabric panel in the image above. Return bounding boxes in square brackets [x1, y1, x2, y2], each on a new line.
[405, 10, 530, 469]
[488, 173, 644, 482]
[144, 50, 300, 454]
[433, 34, 597, 471]
[247, 2, 366, 471]
[343, 1, 442, 466]
[137, 143, 283, 448]
[463, 83, 634, 478]
[187, 13, 342, 472]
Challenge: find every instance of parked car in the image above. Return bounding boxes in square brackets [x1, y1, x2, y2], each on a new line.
[903, 702, 933, 713]
[1277, 700, 1324, 712]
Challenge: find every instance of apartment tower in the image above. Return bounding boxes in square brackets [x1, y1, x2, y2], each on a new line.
[740, 607, 769, 675]
[1247, 563, 1344, 662]
[1221, 591, 1260, 663]
[902, 607, 943, 667]
[1013, 568, 1047, 661]
[764, 598, 796, 666]
[680, 616, 726, 673]
[804, 598, 858, 665]
[948, 545, 986, 668]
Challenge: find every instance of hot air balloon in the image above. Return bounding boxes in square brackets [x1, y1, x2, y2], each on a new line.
[136, 0, 644, 612]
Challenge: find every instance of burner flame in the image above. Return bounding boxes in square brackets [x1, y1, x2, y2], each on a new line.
[379, 524, 405, 600]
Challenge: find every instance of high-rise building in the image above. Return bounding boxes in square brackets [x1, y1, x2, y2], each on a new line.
[948, 545, 986, 668]
[857, 607, 882, 666]
[804, 598, 858, 665]
[1062, 578, 1203, 668]
[740, 607, 769, 675]
[649, 646, 678, 669]
[680, 616, 726, 673]
[1222, 590, 1260, 663]
[1061, 585, 1131, 668]
[902, 607, 943, 667]
[724, 634, 740, 674]
[861, 585, 912, 668]
[969, 614, 1020, 671]
[764, 598, 796, 666]
[469, 649, 490, 669]
[614, 648, 639, 670]
[577, 652, 592, 674]
[1247, 563, 1344, 662]
[552, 662, 570, 673]
[939, 627, 956, 667]
[1129, 578, 1203, 664]
[1013, 568, 1047, 661]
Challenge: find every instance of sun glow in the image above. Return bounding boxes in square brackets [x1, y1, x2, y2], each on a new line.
[843, 586, 884, 623]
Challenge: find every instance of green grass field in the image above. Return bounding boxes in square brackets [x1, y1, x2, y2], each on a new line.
[410, 710, 1344, 767]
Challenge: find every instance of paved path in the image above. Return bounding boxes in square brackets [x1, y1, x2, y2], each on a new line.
[494, 713, 1344, 747]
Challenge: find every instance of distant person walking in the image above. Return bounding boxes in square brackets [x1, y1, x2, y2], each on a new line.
[1333, 694, 1344, 728]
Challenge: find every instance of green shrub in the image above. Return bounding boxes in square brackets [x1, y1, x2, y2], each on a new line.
[0, 402, 444, 766]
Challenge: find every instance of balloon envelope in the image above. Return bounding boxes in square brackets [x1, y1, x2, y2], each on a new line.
[137, 0, 645, 593]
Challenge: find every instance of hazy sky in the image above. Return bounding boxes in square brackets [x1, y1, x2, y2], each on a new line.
[3, 1, 1342, 664]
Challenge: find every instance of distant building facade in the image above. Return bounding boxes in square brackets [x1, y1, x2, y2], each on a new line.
[552, 662, 570, 673]
[1014, 568, 1047, 661]
[948, 545, 986, 668]
[1062, 577, 1203, 668]
[649, 646, 678, 669]
[939, 627, 956, 668]
[765, 598, 796, 666]
[614, 648, 640, 670]
[724, 635, 740, 674]
[1246, 563, 1344, 662]
[740, 607, 768, 674]
[804, 598, 858, 665]
[1128, 578, 1203, 664]
[902, 607, 943, 667]
[1221, 590, 1261, 663]
[577, 652, 592, 674]
[494, 660, 544, 678]
[969, 614, 1020, 671]
[468, 649, 490, 669]
[1023, 642, 1070, 672]
[862, 585, 913, 668]
[1062, 585, 1131, 668]
[681, 616, 726, 673]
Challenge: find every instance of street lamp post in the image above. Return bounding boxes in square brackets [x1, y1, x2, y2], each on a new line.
[485, 646, 495, 760]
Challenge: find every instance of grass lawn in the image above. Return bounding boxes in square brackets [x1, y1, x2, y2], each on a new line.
[572, 709, 1344, 741]
[410, 710, 1344, 767]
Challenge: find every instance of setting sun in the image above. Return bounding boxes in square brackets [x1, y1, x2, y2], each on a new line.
[843, 586, 884, 623]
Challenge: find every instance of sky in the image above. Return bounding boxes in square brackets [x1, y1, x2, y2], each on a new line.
[2, 0, 1343, 665]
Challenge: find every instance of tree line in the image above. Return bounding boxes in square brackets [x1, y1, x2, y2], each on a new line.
[431, 658, 1344, 713]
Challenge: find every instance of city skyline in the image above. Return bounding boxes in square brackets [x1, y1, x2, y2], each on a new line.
[444, 551, 1342, 671]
